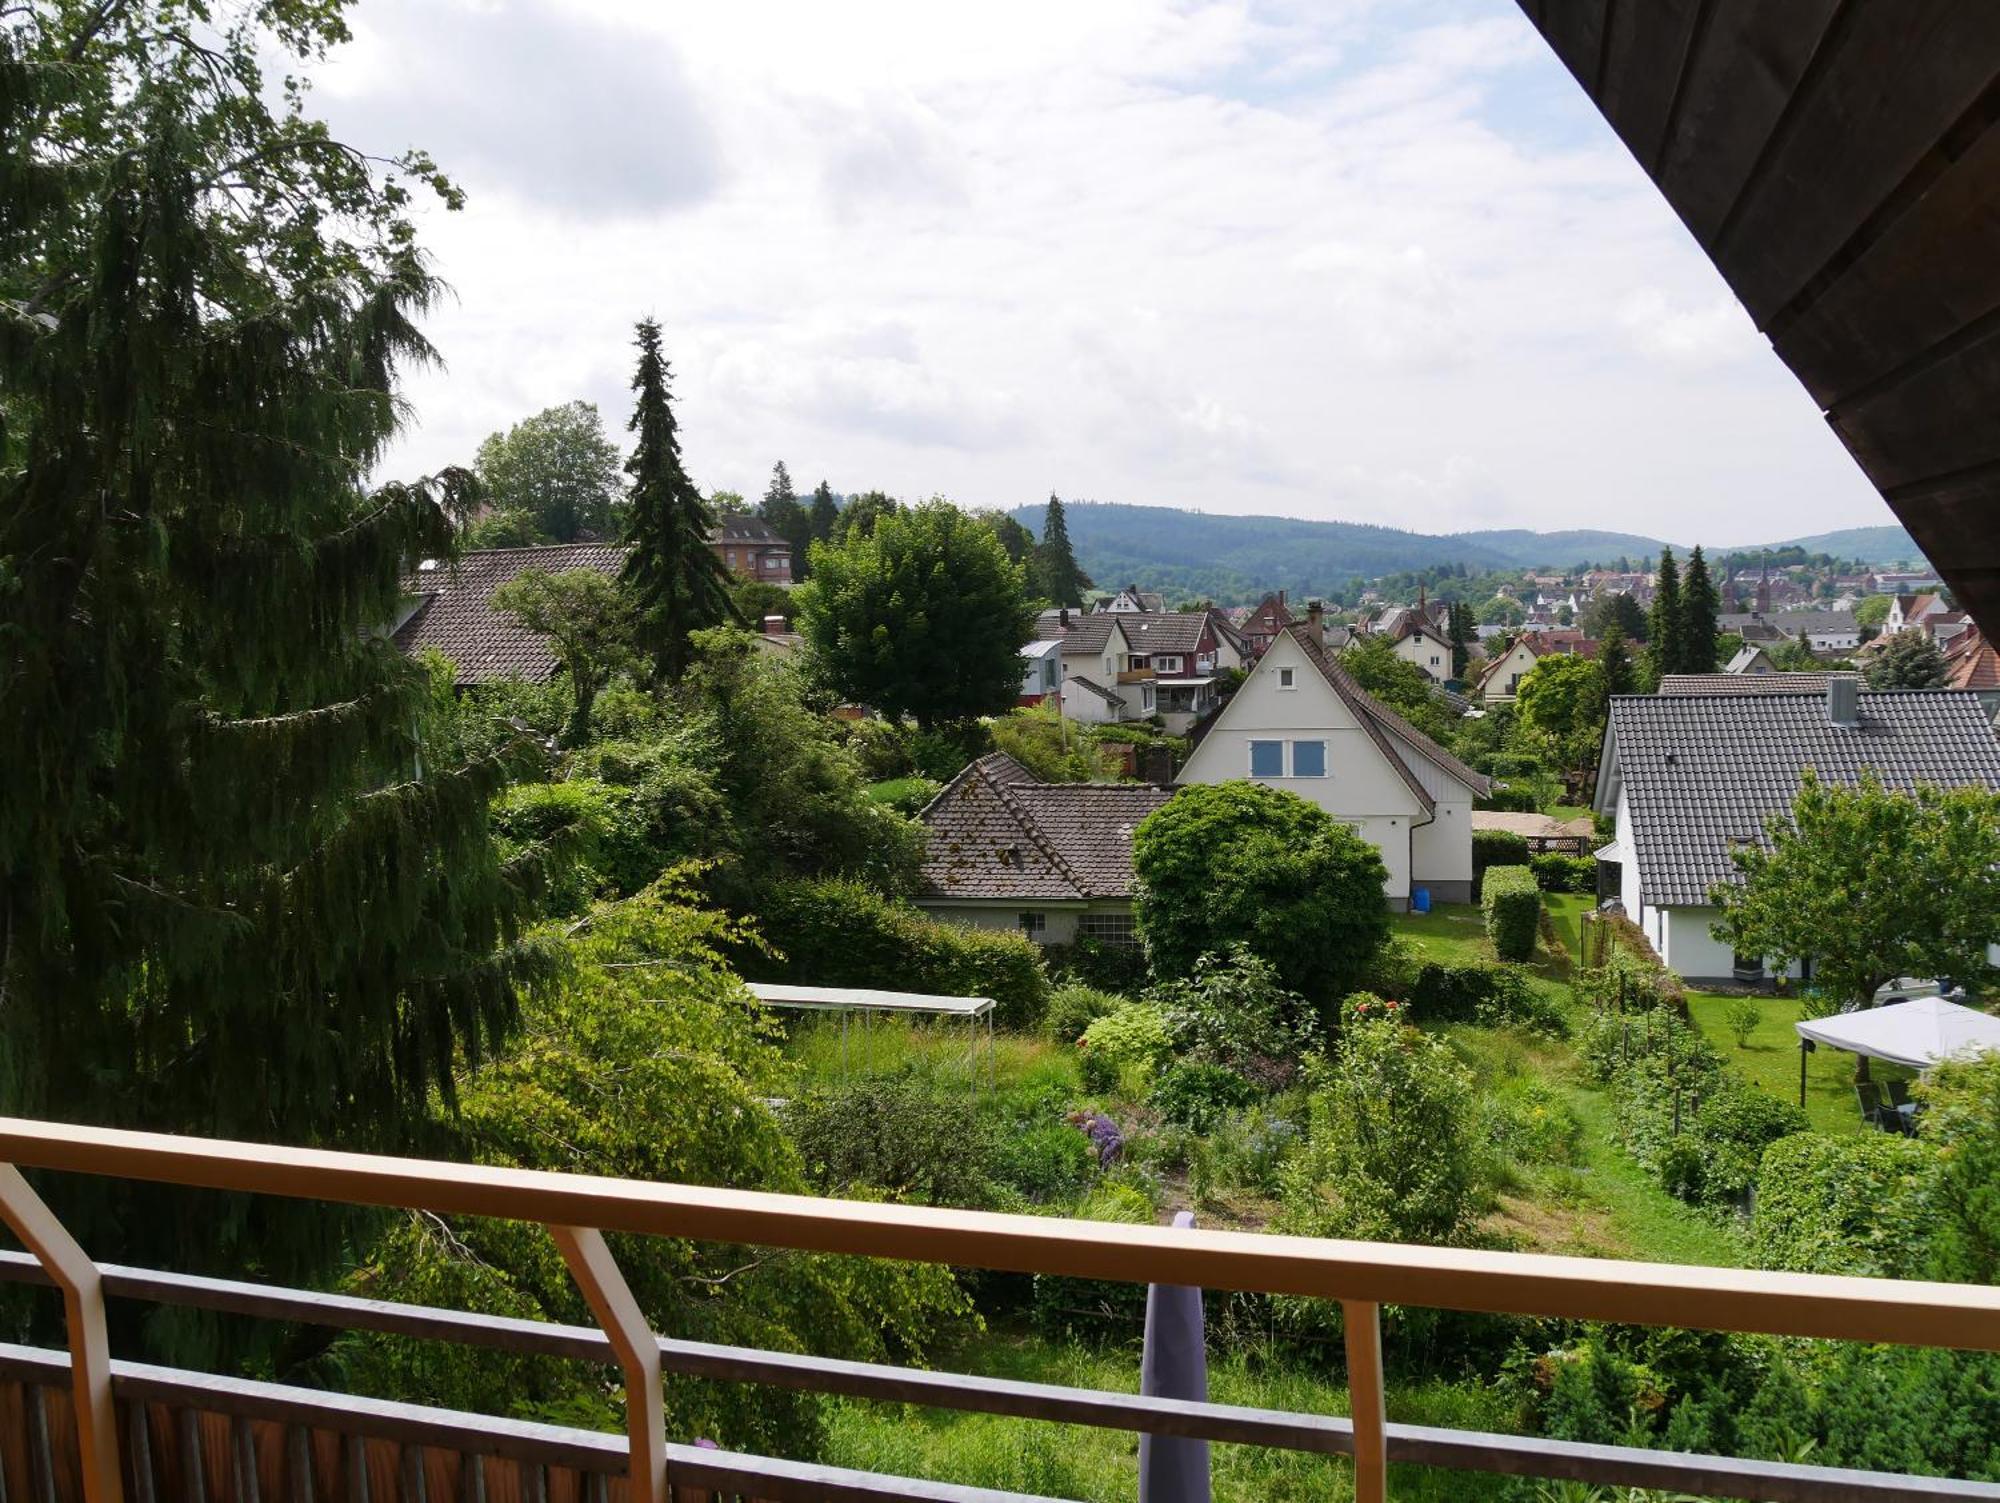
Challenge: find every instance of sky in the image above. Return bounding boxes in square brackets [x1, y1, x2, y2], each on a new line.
[316, 0, 1900, 546]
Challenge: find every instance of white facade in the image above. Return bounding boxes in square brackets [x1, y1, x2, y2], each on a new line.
[1479, 640, 1539, 702]
[1393, 626, 1451, 683]
[1611, 788, 1800, 982]
[1176, 632, 1478, 905]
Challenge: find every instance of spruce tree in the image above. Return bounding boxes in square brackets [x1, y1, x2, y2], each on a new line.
[1598, 625, 1636, 703]
[0, 0, 574, 1303]
[809, 479, 840, 544]
[1035, 493, 1092, 607]
[622, 320, 735, 682]
[1648, 546, 1685, 679]
[759, 460, 812, 579]
[1681, 546, 1721, 674]
[1447, 601, 1476, 680]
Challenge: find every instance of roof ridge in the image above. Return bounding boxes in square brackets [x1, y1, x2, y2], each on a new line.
[1291, 625, 1491, 798]
[983, 767, 1088, 898]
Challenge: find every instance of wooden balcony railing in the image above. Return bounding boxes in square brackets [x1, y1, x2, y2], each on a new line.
[2, 1116, 2000, 1503]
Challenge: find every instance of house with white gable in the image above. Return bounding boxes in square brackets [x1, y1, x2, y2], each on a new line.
[1594, 678, 2000, 983]
[1178, 620, 1489, 907]
[1476, 637, 1540, 703]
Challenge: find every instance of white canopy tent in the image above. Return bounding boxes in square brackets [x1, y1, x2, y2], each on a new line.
[1795, 996, 2000, 1072]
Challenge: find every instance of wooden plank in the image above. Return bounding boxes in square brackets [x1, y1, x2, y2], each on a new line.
[230, 1417, 258, 1503]
[1653, 0, 1841, 246]
[1829, 326, 2000, 491]
[28, 1385, 57, 1503]
[1342, 1302, 1386, 1503]
[1773, 120, 2000, 406]
[342, 1436, 366, 1503]
[176, 1409, 205, 1503]
[1592, 0, 1704, 171]
[1717, 2, 2000, 323]
[286, 1427, 314, 1503]
[123, 1405, 153, 1503]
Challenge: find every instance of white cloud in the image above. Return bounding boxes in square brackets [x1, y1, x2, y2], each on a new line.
[345, 0, 1895, 543]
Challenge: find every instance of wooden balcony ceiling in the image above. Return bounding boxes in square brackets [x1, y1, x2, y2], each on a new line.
[1516, 2, 2000, 635]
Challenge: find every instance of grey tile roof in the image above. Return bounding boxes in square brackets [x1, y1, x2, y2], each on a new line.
[1603, 690, 2000, 907]
[709, 515, 789, 546]
[393, 544, 631, 685]
[917, 753, 1175, 901]
[1656, 672, 1852, 696]
[1111, 612, 1209, 655]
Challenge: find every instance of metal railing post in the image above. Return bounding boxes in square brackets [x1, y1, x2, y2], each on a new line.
[1343, 1299, 1386, 1503]
[0, 1163, 124, 1503]
[550, 1225, 666, 1503]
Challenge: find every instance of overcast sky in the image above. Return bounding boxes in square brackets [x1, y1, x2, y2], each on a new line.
[320, 0, 1898, 545]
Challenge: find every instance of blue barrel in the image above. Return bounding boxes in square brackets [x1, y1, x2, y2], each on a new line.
[1411, 887, 1432, 914]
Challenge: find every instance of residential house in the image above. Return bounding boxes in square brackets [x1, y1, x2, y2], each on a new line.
[1944, 626, 2000, 719]
[915, 753, 1174, 946]
[708, 516, 793, 584]
[1873, 570, 1943, 595]
[1113, 611, 1233, 734]
[1927, 609, 1975, 651]
[392, 543, 630, 685]
[1594, 680, 2000, 983]
[1178, 622, 1491, 908]
[1048, 614, 1154, 724]
[1103, 585, 1167, 614]
[1718, 611, 1860, 652]
[1018, 638, 1063, 707]
[1379, 606, 1453, 684]
[1238, 591, 1295, 659]
[1475, 637, 1541, 703]
[1724, 644, 1779, 675]
[1885, 592, 1948, 634]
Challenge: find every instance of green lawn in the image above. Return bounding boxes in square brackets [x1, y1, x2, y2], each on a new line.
[1391, 903, 1491, 965]
[1544, 893, 1592, 971]
[1684, 990, 1867, 1134]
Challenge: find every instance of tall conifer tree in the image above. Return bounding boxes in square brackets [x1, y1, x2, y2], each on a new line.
[759, 460, 812, 579]
[1035, 493, 1092, 607]
[0, 0, 576, 1298]
[1598, 625, 1636, 704]
[622, 320, 734, 682]
[1681, 545, 1721, 674]
[809, 479, 840, 544]
[1648, 546, 1684, 679]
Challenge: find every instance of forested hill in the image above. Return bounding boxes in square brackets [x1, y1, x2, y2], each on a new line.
[1004, 502, 1921, 603]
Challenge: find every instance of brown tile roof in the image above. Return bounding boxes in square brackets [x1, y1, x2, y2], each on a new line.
[1286, 625, 1492, 801]
[1110, 612, 1210, 656]
[393, 544, 631, 685]
[917, 754, 1175, 902]
[1946, 628, 2000, 692]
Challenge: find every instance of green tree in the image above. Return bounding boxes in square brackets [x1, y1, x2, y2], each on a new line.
[809, 479, 840, 545]
[345, 878, 975, 1454]
[1581, 591, 1647, 644]
[1648, 546, 1684, 678]
[1866, 629, 1950, 690]
[708, 489, 751, 516]
[1515, 653, 1607, 789]
[1855, 594, 1893, 631]
[1131, 782, 1389, 1006]
[836, 489, 900, 541]
[1477, 594, 1527, 628]
[798, 500, 1035, 729]
[977, 510, 1038, 569]
[0, 0, 575, 1297]
[760, 460, 812, 578]
[1917, 1053, 2000, 1284]
[1447, 601, 1477, 680]
[490, 569, 634, 745]
[731, 578, 796, 627]
[621, 319, 735, 682]
[1597, 625, 1636, 701]
[1034, 493, 1092, 607]
[1711, 771, 2000, 1006]
[1340, 635, 1459, 747]
[1682, 546, 1721, 673]
[473, 401, 623, 543]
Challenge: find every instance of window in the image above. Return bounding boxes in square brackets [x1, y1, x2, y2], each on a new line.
[1197, 651, 1215, 671]
[1249, 740, 1283, 777]
[1156, 655, 1181, 673]
[1018, 912, 1047, 939]
[1077, 912, 1137, 947]
[725, 549, 737, 567]
[1277, 667, 1296, 689]
[1291, 739, 1327, 777]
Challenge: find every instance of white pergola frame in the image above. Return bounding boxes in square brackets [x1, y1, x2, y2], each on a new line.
[744, 982, 997, 1087]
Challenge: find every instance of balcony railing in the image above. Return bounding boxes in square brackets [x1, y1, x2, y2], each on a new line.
[2, 1116, 1999, 1503]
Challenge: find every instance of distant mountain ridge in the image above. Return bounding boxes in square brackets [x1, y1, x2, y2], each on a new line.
[1006, 502, 1923, 603]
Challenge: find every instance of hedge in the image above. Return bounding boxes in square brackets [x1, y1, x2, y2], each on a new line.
[1750, 1132, 1936, 1277]
[1472, 829, 1531, 877]
[1530, 852, 1596, 893]
[1403, 958, 1566, 1036]
[744, 877, 1049, 1029]
[1481, 865, 1541, 961]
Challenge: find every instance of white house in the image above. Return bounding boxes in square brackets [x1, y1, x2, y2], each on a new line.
[1177, 624, 1489, 907]
[1046, 615, 1155, 724]
[1018, 637, 1063, 706]
[1476, 638, 1540, 702]
[1594, 679, 2000, 983]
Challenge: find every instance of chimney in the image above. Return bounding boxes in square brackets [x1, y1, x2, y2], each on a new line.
[1278, 588, 1287, 608]
[761, 614, 788, 636]
[1827, 675, 1859, 729]
[1306, 599, 1326, 652]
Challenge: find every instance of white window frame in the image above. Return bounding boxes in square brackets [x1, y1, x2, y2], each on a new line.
[1248, 739, 1284, 778]
[1018, 911, 1047, 938]
[1277, 666, 1296, 690]
[1156, 655, 1181, 673]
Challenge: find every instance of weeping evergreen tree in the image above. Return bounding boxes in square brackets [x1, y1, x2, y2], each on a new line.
[622, 319, 734, 681]
[0, 2, 575, 1310]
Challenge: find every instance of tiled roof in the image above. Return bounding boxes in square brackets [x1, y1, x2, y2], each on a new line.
[1718, 610, 1858, 638]
[917, 754, 1175, 901]
[1113, 612, 1210, 655]
[1946, 629, 2000, 692]
[709, 516, 789, 546]
[1602, 689, 2000, 907]
[1656, 672, 1852, 696]
[1054, 616, 1125, 655]
[393, 544, 630, 685]
[1242, 592, 1294, 637]
[1286, 625, 1492, 801]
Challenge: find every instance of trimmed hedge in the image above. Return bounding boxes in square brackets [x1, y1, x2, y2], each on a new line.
[1481, 865, 1541, 961]
[1750, 1132, 1936, 1277]
[1472, 829, 1531, 877]
[745, 877, 1049, 1029]
[1530, 852, 1596, 893]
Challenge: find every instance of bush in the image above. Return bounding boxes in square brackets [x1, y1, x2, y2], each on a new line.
[1078, 1004, 1173, 1089]
[1149, 1061, 1259, 1132]
[1402, 958, 1567, 1037]
[1481, 1080, 1581, 1168]
[1044, 983, 1126, 1043]
[1750, 1132, 1935, 1276]
[1724, 997, 1761, 1048]
[864, 776, 941, 816]
[785, 1075, 998, 1208]
[909, 722, 992, 782]
[1529, 852, 1595, 893]
[1041, 937, 1151, 994]
[747, 878, 1050, 1030]
[1692, 1084, 1809, 1204]
[1472, 829, 1531, 876]
[840, 718, 917, 781]
[989, 1121, 1098, 1203]
[1481, 865, 1541, 961]
[1146, 944, 1319, 1079]
[990, 706, 1117, 783]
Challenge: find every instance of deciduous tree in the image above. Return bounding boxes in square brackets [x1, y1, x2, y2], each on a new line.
[1515, 652, 1607, 789]
[836, 489, 900, 541]
[473, 401, 623, 542]
[797, 500, 1035, 729]
[491, 568, 634, 745]
[1866, 629, 1950, 690]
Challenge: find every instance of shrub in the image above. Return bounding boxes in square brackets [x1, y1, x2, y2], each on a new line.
[865, 776, 940, 816]
[1044, 983, 1126, 1043]
[1692, 1084, 1809, 1204]
[840, 717, 917, 781]
[1146, 943, 1319, 1077]
[1472, 829, 1531, 876]
[1149, 1061, 1259, 1133]
[1204, 1108, 1300, 1196]
[1751, 1132, 1935, 1276]
[1403, 958, 1567, 1037]
[785, 1075, 998, 1208]
[990, 706, 1118, 783]
[1529, 852, 1595, 893]
[747, 878, 1050, 1030]
[1078, 1004, 1173, 1088]
[989, 1121, 1098, 1203]
[909, 722, 992, 782]
[1724, 997, 1761, 1048]
[1481, 865, 1541, 961]
[1481, 1080, 1582, 1168]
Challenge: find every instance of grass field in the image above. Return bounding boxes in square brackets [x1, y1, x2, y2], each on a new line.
[1683, 990, 1869, 1134]
[1544, 892, 1592, 969]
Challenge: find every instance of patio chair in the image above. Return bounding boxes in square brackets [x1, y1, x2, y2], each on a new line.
[1885, 1079, 1911, 1109]
[1855, 1081, 1891, 1130]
